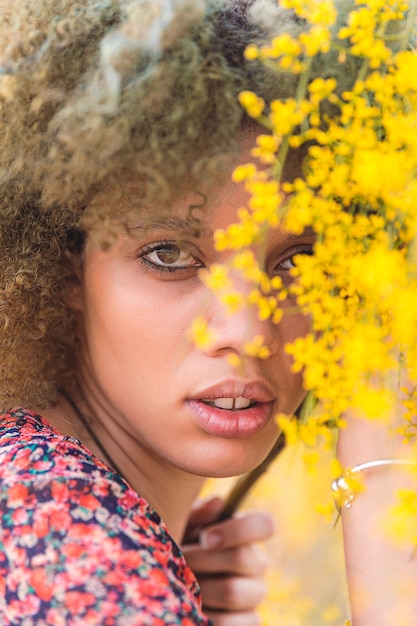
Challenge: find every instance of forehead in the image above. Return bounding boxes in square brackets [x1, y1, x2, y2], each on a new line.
[88, 126, 307, 239]
[126, 190, 316, 246]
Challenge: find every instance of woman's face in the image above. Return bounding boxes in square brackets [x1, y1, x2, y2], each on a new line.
[74, 136, 313, 479]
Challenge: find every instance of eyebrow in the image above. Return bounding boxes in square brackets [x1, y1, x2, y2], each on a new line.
[129, 217, 316, 240]
[129, 216, 213, 238]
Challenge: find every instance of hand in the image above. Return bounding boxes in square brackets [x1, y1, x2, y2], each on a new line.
[181, 497, 275, 626]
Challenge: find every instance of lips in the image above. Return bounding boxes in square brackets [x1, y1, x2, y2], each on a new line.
[190, 378, 275, 405]
[186, 379, 276, 439]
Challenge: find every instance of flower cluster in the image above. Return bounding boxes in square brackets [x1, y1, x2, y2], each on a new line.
[201, 0, 417, 554]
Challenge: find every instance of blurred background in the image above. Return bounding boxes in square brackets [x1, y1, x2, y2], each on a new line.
[202, 441, 350, 625]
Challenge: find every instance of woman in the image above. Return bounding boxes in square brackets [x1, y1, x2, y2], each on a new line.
[0, 1, 415, 625]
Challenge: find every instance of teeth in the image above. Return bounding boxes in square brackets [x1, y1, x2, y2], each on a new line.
[234, 396, 251, 409]
[201, 396, 252, 410]
[213, 398, 234, 410]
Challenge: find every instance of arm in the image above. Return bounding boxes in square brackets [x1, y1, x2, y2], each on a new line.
[182, 497, 275, 626]
[338, 411, 417, 626]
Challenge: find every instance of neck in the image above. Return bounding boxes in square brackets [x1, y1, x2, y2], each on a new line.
[129, 457, 205, 542]
[46, 390, 205, 544]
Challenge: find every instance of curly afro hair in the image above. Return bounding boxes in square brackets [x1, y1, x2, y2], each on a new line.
[0, 0, 363, 409]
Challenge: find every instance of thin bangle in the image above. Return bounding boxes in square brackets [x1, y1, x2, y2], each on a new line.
[331, 459, 417, 514]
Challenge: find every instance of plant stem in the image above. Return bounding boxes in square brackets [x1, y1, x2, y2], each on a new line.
[216, 431, 286, 521]
[216, 392, 316, 521]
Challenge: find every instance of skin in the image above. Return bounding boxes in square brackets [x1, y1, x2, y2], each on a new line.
[57, 134, 312, 535]
[182, 497, 275, 625]
[45, 133, 314, 624]
[338, 377, 417, 626]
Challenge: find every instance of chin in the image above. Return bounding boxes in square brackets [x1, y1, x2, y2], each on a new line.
[184, 445, 274, 479]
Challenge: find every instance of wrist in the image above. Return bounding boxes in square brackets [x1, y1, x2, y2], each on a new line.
[332, 459, 417, 514]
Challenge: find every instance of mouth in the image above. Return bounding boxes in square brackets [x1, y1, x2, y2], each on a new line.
[187, 397, 274, 439]
[187, 378, 276, 438]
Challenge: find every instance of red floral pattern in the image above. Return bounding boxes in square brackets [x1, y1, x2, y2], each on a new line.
[0, 409, 212, 625]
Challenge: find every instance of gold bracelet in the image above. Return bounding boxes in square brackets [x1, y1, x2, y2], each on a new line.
[331, 459, 417, 514]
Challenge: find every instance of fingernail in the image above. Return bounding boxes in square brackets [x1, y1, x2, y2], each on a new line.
[199, 529, 222, 549]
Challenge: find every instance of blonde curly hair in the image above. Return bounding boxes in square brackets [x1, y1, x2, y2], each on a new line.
[0, 0, 360, 409]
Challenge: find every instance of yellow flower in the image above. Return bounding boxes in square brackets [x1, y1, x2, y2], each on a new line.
[244, 44, 259, 60]
[269, 99, 306, 135]
[238, 90, 265, 119]
[196, 7, 417, 607]
[251, 134, 280, 164]
[188, 317, 216, 350]
[244, 334, 271, 359]
[276, 413, 299, 445]
[383, 488, 417, 547]
[200, 263, 232, 292]
[280, 0, 336, 26]
[232, 162, 257, 183]
[300, 25, 332, 56]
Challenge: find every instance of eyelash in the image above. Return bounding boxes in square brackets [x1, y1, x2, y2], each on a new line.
[138, 241, 314, 277]
[138, 241, 203, 274]
[275, 245, 314, 272]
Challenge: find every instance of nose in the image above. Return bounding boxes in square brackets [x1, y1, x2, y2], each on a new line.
[202, 284, 280, 359]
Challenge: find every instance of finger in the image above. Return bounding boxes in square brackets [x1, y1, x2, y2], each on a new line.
[198, 511, 275, 551]
[188, 496, 225, 527]
[199, 575, 267, 612]
[205, 610, 261, 626]
[184, 543, 268, 577]
[183, 496, 224, 543]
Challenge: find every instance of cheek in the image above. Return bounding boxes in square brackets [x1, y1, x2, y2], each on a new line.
[280, 309, 311, 344]
[275, 312, 310, 402]
[82, 264, 200, 363]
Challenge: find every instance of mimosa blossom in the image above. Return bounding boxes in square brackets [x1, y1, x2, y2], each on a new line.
[204, 0, 417, 566]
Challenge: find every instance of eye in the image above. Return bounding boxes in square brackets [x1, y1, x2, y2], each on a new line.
[275, 245, 314, 272]
[139, 241, 202, 273]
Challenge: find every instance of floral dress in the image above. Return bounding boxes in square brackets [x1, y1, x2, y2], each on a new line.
[0, 409, 212, 626]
